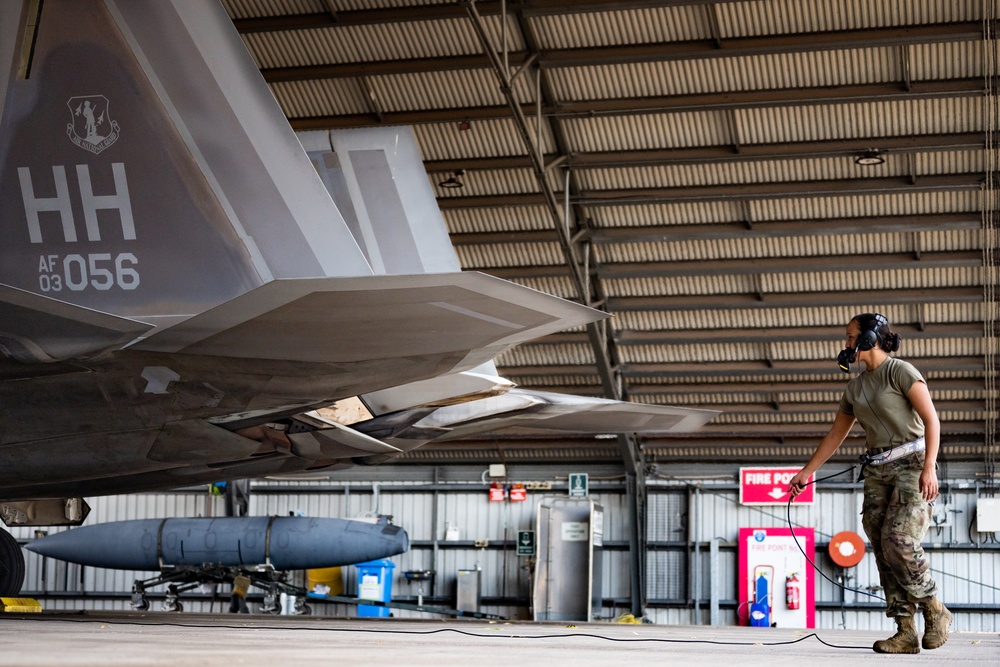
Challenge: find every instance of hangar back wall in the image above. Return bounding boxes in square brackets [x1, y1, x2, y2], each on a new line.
[12, 462, 1000, 632]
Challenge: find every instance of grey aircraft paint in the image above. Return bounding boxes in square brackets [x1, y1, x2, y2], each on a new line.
[0, 1, 716, 597]
[0, 0, 606, 506]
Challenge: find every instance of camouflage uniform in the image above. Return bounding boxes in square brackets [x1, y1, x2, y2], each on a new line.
[861, 451, 936, 618]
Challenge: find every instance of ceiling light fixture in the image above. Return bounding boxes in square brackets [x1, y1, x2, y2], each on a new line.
[855, 150, 885, 166]
[438, 169, 465, 189]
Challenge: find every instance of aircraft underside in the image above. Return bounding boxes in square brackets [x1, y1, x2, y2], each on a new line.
[0, 349, 439, 500]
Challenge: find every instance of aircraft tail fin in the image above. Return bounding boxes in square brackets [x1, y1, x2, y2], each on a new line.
[302, 126, 511, 413]
[1, 0, 372, 335]
[301, 127, 462, 276]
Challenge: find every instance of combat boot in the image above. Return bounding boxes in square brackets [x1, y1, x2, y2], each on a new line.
[873, 615, 920, 654]
[921, 597, 952, 649]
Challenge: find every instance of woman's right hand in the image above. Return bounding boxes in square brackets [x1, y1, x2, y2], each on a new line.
[787, 470, 810, 498]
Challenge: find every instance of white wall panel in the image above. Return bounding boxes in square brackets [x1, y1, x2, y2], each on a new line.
[16, 469, 999, 631]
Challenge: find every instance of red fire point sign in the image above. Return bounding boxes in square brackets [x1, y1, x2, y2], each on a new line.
[740, 467, 814, 505]
[489, 483, 506, 502]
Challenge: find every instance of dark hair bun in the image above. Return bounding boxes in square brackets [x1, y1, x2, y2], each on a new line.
[884, 332, 901, 353]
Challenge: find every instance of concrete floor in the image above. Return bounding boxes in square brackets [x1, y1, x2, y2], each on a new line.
[1, 612, 997, 667]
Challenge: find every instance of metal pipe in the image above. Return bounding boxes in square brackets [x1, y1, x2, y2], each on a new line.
[693, 485, 702, 624]
[432, 466, 440, 598]
[709, 537, 720, 625]
[501, 0, 507, 75]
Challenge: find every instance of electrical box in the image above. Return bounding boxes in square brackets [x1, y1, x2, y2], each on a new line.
[488, 464, 506, 478]
[456, 569, 481, 612]
[977, 498, 1000, 532]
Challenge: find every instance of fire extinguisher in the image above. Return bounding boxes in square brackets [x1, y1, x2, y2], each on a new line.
[785, 573, 800, 610]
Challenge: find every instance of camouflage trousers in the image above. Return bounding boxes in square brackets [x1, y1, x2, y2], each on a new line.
[861, 452, 937, 618]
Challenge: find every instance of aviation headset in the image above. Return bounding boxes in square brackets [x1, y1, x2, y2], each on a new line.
[837, 313, 888, 372]
[856, 313, 887, 352]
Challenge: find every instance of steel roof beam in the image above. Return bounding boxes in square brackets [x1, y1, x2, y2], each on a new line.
[506, 355, 986, 374]
[272, 30, 981, 79]
[233, 2, 762, 33]
[449, 213, 982, 245]
[437, 173, 988, 208]
[596, 251, 982, 278]
[288, 79, 982, 129]
[615, 358, 986, 376]
[256, 23, 981, 81]
[603, 287, 984, 311]
[425, 133, 985, 172]
[615, 322, 984, 344]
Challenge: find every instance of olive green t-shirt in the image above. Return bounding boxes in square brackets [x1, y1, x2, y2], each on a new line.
[838, 357, 926, 450]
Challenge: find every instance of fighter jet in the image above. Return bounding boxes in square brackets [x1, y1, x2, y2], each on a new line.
[0, 0, 717, 596]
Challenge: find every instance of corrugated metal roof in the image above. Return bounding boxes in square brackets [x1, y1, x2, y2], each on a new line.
[503, 275, 578, 299]
[269, 78, 368, 117]
[443, 206, 555, 233]
[370, 69, 529, 112]
[550, 47, 906, 100]
[455, 241, 565, 268]
[746, 190, 980, 220]
[496, 343, 597, 367]
[221, 1, 999, 460]
[222, 0, 320, 20]
[242, 15, 514, 66]
[738, 98, 984, 143]
[412, 119, 552, 160]
[529, 5, 711, 49]
[562, 110, 731, 152]
[558, 98, 983, 155]
[717, 0, 982, 36]
[585, 201, 744, 227]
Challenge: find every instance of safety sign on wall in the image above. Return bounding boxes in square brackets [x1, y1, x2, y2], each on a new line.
[568, 473, 588, 497]
[740, 467, 814, 505]
[517, 530, 535, 556]
[738, 527, 815, 629]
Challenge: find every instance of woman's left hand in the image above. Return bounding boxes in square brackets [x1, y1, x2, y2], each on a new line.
[919, 466, 939, 502]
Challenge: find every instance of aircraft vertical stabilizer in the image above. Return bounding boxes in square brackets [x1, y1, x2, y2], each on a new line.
[302, 127, 506, 414]
[0, 0, 372, 334]
[301, 128, 462, 276]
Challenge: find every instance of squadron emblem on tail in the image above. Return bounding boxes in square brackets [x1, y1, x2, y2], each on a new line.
[66, 95, 120, 154]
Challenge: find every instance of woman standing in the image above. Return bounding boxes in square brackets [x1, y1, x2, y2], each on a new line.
[787, 313, 951, 653]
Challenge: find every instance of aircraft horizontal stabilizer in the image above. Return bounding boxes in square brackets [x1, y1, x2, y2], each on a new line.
[486, 389, 720, 434]
[133, 272, 604, 371]
[352, 388, 720, 452]
[0, 283, 152, 363]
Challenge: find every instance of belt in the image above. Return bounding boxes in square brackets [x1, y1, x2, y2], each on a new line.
[860, 437, 926, 467]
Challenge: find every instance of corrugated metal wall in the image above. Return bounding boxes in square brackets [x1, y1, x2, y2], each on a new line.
[14, 464, 999, 630]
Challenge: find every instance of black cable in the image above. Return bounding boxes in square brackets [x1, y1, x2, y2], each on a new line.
[3, 615, 872, 649]
[786, 468, 886, 603]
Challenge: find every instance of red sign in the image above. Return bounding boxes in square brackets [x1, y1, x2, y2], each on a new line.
[739, 467, 814, 505]
[738, 527, 815, 628]
[489, 483, 506, 502]
[509, 485, 527, 502]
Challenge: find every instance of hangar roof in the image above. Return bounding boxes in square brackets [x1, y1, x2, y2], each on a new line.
[222, 0, 998, 466]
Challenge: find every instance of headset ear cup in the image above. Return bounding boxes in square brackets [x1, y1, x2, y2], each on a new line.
[857, 329, 877, 351]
